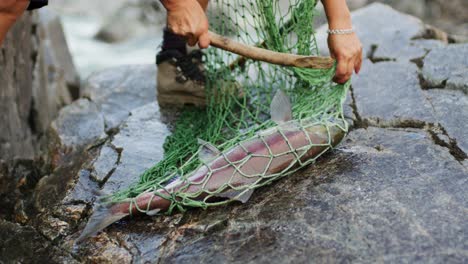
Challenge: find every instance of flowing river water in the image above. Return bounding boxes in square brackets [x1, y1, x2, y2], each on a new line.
[59, 15, 162, 79]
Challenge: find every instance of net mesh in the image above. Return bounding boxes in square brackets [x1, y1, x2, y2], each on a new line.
[109, 0, 350, 213]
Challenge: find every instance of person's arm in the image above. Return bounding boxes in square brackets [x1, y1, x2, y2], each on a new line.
[0, 0, 30, 46]
[160, 0, 210, 49]
[321, 0, 362, 84]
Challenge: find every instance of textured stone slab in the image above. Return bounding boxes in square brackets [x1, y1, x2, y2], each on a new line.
[50, 99, 106, 148]
[426, 89, 468, 155]
[37, 8, 80, 95]
[422, 43, 468, 92]
[0, 13, 36, 160]
[91, 145, 119, 183]
[82, 64, 157, 130]
[64, 127, 468, 263]
[150, 128, 467, 263]
[63, 170, 99, 204]
[0, 220, 78, 263]
[102, 103, 170, 193]
[351, 60, 435, 125]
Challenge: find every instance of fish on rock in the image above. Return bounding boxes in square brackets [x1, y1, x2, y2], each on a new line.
[76, 90, 345, 243]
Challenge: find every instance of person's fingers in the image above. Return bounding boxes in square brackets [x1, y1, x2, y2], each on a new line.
[187, 33, 197, 46]
[354, 55, 362, 74]
[198, 32, 210, 49]
[346, 59, 354, 81]
[333, 58, 350, 84]
[354, 47, 363, 74]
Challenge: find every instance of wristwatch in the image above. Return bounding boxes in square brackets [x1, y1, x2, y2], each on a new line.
[27, 0, 48, 10]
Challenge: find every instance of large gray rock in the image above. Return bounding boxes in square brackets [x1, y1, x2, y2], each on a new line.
[0, 220, 78, 263]
[64, 127, 467, 263]
[82, 64, 157, 130]
[102, 102, 170, 193]
[422, 43, 468, 93]
[34, 102, 169, 253]
[345, 0, 468, 37]
[152, 128, 467, 263]
[91, 145, 120, 183]
[0, 10, 79, 160]
[4, 4, 467, 263]
[0, 13, 36, 160]
[49, 0, 134, 19]
[36, 8, 80, 97]
[94, 0, 165, 43]
[426, 89, 468, 155]
[50, 99, 106, 149]
[351, 60, 435, 126]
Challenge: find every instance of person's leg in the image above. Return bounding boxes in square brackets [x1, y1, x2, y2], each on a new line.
[161, 0, 208, 53]
[156, 0, 209, 107]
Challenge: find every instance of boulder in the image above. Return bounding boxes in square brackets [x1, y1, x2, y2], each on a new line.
[0, 13, 36, 160]
[91, 145, 120, 183]
[422, 43, 468, 92]
[49, 99, 106, 149]
[425, 89, 468, 155]
[3, 4, 468, 263]
[101, 102, 170, 193]
[36, 8, 80, 97]
[66, 127, 467, 263]
[151, 128, 467, 263]
[81, 64, 157, 131]
[0, 220, 77, 263]
[49, 0, 135, 19]
[351, 60, 435, 126]
[0, 10, 79, 160]
[93, 0, 165, 43]
[345, 0, 468, 37]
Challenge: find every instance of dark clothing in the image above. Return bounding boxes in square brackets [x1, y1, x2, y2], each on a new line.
[27, 0, 48, 10]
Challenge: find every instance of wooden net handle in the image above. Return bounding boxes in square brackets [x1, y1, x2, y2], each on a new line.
[209, 31, 335, 69]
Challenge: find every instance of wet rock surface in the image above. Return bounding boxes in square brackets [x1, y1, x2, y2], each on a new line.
[101, 102, 170, 194]
[0, 220, 77, 263]
[81, 64, 157, 131]
[153, 127, 467, 263]
[50, 99, 106, 149]
[1, 4, 467, 264]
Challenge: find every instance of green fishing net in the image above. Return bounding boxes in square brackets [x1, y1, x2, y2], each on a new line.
[109, 0, 349, 212]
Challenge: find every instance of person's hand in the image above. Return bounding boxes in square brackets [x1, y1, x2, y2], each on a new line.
[327, 33, 363, 84]
[0, 0, 29, 17]
[161, 0, 210, 49]
[0, 0, 29, 45]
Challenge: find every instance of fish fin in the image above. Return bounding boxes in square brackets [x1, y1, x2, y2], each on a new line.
[198, 138, 220, 163]
[145, 208, 161, 216]
[270, 89, 292, 124]
[75, 201, 128, 245]
[215, 189, 254, 204]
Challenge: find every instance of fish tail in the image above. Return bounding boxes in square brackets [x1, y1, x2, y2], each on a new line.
[75, 200, 129, 245]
